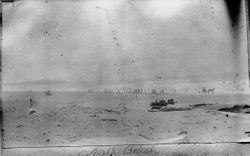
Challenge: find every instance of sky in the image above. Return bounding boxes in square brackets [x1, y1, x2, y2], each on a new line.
[2, 0, 249, 91]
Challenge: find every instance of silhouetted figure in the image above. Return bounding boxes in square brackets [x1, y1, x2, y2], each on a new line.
[29, 98, 33, 108]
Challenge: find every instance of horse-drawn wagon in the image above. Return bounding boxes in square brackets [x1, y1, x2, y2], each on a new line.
[149, 99, 177, 111]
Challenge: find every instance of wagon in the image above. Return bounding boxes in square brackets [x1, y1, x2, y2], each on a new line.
[149, 99, 177, 111]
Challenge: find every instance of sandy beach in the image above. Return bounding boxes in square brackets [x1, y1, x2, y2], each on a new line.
[2, 91, 250, 148]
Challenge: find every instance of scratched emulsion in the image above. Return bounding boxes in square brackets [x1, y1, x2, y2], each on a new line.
[2, 0, 250, 149]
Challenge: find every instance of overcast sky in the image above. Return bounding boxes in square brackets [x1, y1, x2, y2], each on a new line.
[2, 0, 249, 90]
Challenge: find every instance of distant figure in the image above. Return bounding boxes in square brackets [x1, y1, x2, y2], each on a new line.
[202, 87, 208, 94]
[173, 89, 176, 94]
[208, 88, 215, 94]
[88, 89, 94, 93]
[28, 98, 36, 115]
[29, 98, 33, 108]
[44, 90, 52, 96]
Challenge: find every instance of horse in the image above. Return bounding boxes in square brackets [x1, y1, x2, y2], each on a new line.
[208, 88, 215, 94]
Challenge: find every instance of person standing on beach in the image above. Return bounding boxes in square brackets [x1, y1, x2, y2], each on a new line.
[29, 98, 33, 108]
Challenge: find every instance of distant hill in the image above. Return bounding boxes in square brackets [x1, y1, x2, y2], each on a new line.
[6, 80, 67, 86]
